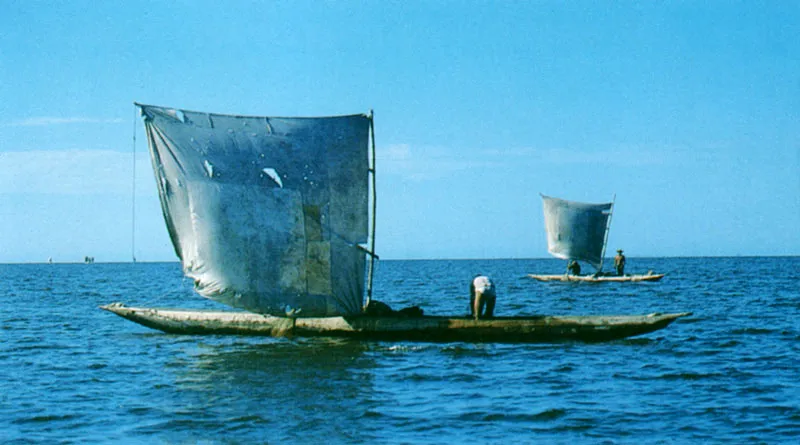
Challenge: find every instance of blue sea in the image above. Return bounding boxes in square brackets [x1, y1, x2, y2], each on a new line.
[1, 257, 798, 444]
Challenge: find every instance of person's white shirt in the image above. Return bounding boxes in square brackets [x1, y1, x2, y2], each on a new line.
[472, 276, 494, 293]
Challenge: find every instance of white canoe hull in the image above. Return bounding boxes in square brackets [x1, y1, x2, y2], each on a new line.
[528, 273, 665, 282]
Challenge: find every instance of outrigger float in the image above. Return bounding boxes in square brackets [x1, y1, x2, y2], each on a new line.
[104, 105, 689, 344]
[101, 303, 690, 343]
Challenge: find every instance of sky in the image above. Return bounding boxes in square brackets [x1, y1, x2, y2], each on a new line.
[1, 1, 798, 263]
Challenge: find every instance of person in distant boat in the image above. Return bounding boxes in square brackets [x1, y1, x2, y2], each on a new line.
[567, 260, 581, 275]
[614, 249, 626, 276]
[469, 275, 496, 320]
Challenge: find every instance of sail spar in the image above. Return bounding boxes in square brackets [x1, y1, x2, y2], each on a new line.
[139, 104, 372, 317]
[541, 194, 613, 270]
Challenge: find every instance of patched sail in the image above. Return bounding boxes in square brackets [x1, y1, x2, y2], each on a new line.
[541, 194, 613, 270]
[139, 104, 372, 317]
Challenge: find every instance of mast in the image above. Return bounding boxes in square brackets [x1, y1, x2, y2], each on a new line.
[365, 110, 377, 309]
[599, 193, 616, 272]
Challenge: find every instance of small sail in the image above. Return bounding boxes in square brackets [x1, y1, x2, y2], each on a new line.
[139, 104, 371, 317]
[541, 195, 613, 270]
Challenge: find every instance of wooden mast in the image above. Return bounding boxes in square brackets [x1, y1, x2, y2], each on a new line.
[365, 110, 378, 309]
[599, 193, 616, 272]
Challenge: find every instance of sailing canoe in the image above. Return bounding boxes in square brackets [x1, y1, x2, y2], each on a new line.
[101, 303, 689, 343]
[531, 195, 664, 280]
[110, 105, 688, 344]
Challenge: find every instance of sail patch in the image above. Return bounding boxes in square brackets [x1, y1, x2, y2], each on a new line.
[262, 168, 283, 188]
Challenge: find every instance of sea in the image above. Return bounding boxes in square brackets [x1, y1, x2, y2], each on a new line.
[1, 257, 798, 444]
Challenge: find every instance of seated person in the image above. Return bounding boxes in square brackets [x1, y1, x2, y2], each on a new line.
[567, 260, 581, 275]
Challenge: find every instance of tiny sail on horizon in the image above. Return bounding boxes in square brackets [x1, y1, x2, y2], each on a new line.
[139, 104, 373, 317]
[541, 194, 613, 270]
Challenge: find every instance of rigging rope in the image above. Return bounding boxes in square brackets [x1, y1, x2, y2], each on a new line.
[131, 105, 137, 263]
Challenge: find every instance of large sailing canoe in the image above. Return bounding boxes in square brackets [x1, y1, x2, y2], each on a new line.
[103, 104, 687, 343]
[101, 303, 690, 343]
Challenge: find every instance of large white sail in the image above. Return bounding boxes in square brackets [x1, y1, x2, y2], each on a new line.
[541, 194, 613, 270]
[139, 104, 372, 317]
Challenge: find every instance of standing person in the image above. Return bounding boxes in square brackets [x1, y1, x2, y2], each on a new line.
[469, 275, 496, 320]
[614, 249, 626, 276]
[567, 260, 581, 275]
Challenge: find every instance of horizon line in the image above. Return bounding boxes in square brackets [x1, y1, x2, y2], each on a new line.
[2, 254, 798, 265]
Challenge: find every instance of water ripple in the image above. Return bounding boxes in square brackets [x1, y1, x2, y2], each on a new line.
[0, 259, 797, 444]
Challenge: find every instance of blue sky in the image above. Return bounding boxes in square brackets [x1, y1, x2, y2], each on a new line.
[1, 1, 797, 263]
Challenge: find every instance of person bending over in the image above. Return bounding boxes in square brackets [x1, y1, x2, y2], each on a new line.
[469, 275, 496, 320]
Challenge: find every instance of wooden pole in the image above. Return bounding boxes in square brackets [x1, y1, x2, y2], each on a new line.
[365, 111, 377, 309]
[599, 193, 616, 272]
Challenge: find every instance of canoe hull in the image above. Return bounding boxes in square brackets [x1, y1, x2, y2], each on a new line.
[100, 303, 689, 343]
[528, 273, 665, 282]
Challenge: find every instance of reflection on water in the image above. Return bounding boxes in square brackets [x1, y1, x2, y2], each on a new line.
[154, 338, 381, 443]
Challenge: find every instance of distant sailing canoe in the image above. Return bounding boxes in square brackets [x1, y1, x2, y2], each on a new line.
[101, 303, 690, 343]
[531, 195, 665, 282]
[528, 272, 665, 283]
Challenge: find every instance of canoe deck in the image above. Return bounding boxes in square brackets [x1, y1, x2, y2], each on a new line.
[528, 272, 665, 282]
[100, 303, 690, 343]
